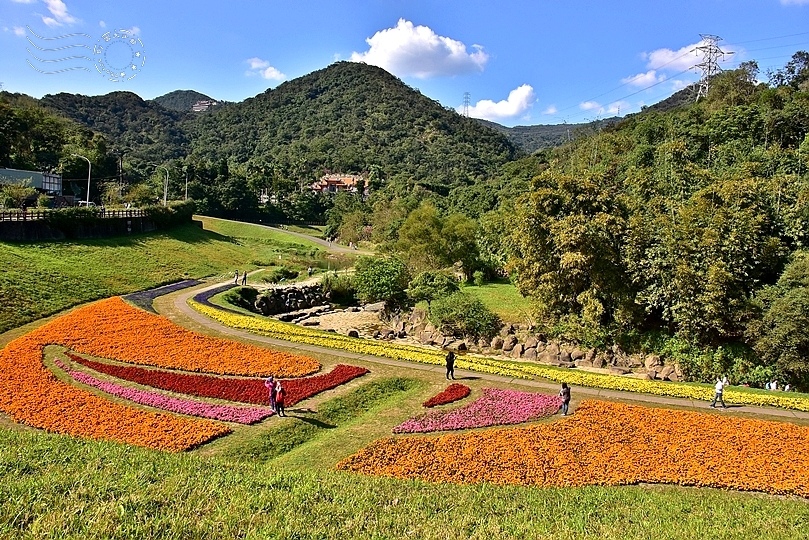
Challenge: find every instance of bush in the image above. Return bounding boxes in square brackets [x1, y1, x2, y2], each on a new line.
[429, 291, 501, 339]
[143, 200, 196, 227]
[407, 271, 459, 309]
[472, 270, 485, 286]
[261, 267, 299, 284]
[354, 256, 410, 309]
[321, 272, 356, 305]
[223, 286, 259, 312]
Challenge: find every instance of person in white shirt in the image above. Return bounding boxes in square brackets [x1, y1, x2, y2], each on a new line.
[710, 378, 727, 409]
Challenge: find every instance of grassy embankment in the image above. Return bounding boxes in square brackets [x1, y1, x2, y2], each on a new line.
[3, 218, 809, 538]
[0, 216, 346, 334]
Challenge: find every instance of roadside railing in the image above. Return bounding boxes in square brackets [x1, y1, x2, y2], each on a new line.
[0, 208, 147, 222]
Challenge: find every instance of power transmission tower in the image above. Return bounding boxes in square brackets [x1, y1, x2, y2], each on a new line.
[462, 92, 471, 117]
[693, 34, 730, 101]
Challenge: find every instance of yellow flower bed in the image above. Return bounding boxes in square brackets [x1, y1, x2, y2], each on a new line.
[189, 300, 809, 412]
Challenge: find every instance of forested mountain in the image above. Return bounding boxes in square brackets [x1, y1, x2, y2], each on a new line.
[152, 90, 217, 112]
[477, 117, 619, 153]
[187, 62, 520, 192]
[39, 91, 189, 178]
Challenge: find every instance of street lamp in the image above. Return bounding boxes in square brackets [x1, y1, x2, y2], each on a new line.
[71, 153, 91, 205]
[157, 166, 169, 206]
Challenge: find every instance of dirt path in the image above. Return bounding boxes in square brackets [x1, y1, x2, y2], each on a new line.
[170, 279, 809, 422]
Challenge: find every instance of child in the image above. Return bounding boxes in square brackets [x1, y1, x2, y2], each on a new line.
[559, 382, 571, 416]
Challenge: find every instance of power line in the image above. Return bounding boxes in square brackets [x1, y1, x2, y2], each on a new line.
[694, 34, 731, 101]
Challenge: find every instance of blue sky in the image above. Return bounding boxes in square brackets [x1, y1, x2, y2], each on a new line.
[2, 0, 809, 127]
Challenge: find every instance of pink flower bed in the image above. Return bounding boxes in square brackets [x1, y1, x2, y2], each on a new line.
[65, 352, 368, 406]
[393, 388, 563, 433]
[423, 383, 471, 408]
[54, 359, 273, 424]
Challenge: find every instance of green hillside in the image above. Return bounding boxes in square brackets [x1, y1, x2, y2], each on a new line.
[152, 89, 217, 112]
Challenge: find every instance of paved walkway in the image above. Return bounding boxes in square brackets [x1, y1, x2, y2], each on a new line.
[170, 279, 809, 422]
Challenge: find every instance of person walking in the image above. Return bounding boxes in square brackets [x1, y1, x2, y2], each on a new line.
[559, 382, 571, 416]
[265, 376, 276, 412]
[274, 380, 286, 417]
[710, 377, 728, 409]
[445, 349, 456, 380]
[234, 270, 240, 284]
[241, 271, 247, 286]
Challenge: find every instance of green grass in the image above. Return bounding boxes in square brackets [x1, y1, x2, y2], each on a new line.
[1, 426, 807, 540]
[0, 217, 326, 333]
[462, 279, 534, 323]
[222, 378, 420, 463]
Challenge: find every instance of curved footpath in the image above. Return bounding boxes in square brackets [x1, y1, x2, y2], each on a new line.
[170, 278, 809, 422]
[259, 224, 374, 256]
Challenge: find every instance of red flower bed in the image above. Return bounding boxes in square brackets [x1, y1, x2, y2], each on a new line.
[423, 383, 471, 407]
[66, 353, 368, 406]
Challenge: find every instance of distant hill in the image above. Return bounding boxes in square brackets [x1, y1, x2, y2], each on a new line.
[39, 91, 190, 173]
[477, 118, 620, 154]
[188, 61, 520, 190]
[152, 90, 219, 112]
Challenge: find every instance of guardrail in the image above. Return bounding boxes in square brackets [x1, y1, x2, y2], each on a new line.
[0, 208, 147, 222]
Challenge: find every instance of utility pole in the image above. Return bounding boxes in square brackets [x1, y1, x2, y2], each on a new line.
[462, 92, 471, 117]
[693, 34, 730, 101]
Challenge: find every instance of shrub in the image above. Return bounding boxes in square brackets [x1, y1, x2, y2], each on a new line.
[321, 272, 356, 305]
[354, 256, 410, 309]
[407, 271, 459, 309]
[261, 267, 299, 284]
[429, 291, 500, 339]
[472, 270, 485, 286]
[223, 286, 259, 312]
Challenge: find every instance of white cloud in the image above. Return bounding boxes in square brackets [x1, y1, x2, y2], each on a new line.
[41, 0, 78, 26]
[542, 105, 557, 115]
[99, 20, 106, 28]
[123, 25, 140, 36]
[670, 79, 691, 91]
[13, 26, 26, 36]
[245, 57, 286, 81]
[642, 41, 703, 72]
[621, 69, 666, 87]
[781, 0, 809, 5]
[606, 100, 629, 115]
[462, 84, 535, 121]
[579, 100, 601, 111]
[350, 18, 489, 79]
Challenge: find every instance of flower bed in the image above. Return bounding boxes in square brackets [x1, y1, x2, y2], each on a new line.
[339, 400, 809, 498]
[423, 383, 471, 408]
[54, 359, 272, 424]
[123, 279, 202, 313]
[188, 300, 809, 412]
[0, 333, 230, 451]
[394, 388, 562, 433]
[49, 297, 319, 377]
[66, 352, 368, 406]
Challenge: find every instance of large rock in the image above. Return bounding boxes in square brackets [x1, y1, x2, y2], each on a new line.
[490, 336, 504, 350]
[644, 354, 663, 370]
[524, 336, 539, 349]
[419, 331, 433, 345]
[347, 328, 360, 338]
[570, 348, 586, 361]
[659, 365, 675, 380]
[574, 359, 593, 368]
[585, 349, 597, 363]
[364, 301, 386, 312]
[522, 347, 537, 360]
[609, 366, 632, 375]
[628, 354, 644, 368]
[478, 338, 489, 349]
[559, 351, 572, 363]
[538, 352, 557, 364]
[545, 342, 561, 356]
[666, 372, 680, 382]
[502, 335, 519, 352]
[500, 323, 515, 337]
[511, 344, 524, 358]
[456, 341, 468, 352]
[592, 353, 607, 369]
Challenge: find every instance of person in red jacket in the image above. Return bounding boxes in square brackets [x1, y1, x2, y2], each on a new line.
[274, 380, 286, 417]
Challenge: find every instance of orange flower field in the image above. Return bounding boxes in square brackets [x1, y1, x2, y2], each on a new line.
[0, 297, 321, 450]
[337, 400, 809, 498]
[41, 297, 320, 376]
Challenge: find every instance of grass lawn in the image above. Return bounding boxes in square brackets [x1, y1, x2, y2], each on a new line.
[0, 217, 326, 334]
[462, 279, 534, 323]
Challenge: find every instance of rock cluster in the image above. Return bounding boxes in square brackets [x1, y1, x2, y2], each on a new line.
[255, 285, 328, 316]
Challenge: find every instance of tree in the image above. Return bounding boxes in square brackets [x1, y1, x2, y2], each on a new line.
[407, 271, 459, 310]
[353, 256, 410, 309]
[394, 202, 444, 272]
[429, 291, 500, 339]
[0, 181, 37, 209]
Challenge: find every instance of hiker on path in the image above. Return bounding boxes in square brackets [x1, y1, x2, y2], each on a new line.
[241, 271, 247, 286]
[559, 383, 572, 416]
[445, 349, 456, 380]
[234, 270, 240, 284]
[710, 378, 728, 409]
